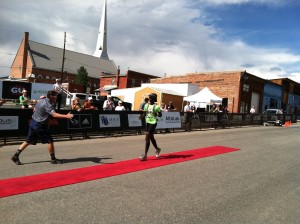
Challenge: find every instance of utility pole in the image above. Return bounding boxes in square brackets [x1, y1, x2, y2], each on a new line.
[61, 32, 66, 81]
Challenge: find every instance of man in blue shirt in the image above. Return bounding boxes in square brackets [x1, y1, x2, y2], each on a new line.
[11, 90, 74, 165]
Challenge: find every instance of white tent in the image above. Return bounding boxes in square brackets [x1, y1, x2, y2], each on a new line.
[183, 87, 222, 105]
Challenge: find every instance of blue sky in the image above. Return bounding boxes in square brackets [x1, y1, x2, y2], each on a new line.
[0, 0, 300, 83]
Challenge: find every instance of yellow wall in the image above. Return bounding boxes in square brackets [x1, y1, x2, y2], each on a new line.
[134, 87, 184, 111]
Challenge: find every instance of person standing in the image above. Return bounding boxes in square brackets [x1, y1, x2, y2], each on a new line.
[19, 89, 32, 109]
[139, 93, 162, 161]
[139, 97, 149, 111]
[83, 97, 97, 110]
[11, 90, 74, 165]
[103, 95, 115, 110]
[115, 101, 126, 111]
[183, 101, 192, 131]
[53, 79, 63, 110]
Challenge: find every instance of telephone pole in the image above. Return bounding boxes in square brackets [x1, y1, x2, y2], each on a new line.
[61, 32, 66, 81]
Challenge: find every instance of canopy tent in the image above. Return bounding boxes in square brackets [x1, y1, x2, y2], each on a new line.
[183, 87, 222, 104]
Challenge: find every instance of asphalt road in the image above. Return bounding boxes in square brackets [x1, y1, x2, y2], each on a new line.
[1, 124, 300, 224]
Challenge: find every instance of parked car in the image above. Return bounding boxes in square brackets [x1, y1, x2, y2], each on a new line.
[263, 109, 283, 126]
[263, 109, 283, 114]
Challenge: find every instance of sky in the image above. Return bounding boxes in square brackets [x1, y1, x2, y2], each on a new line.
[1, 0, 300, 83]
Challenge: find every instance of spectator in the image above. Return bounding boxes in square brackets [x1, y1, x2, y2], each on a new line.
[160, 102, 168, 112]
[167, 101, 177, 111]
[161, 102, 170, 133]
[103, 95, 115, 111]
[0, 99, 7, 106]
[210, 104, 217, 113]
[139, 97, 149, 111]
[183, 101, 193, 131]
[72, 97, 83, 112]
[115, 101, 126, 111]
[53, 79, 63, 110]
[19, 89, 33, 109]
[84, 97, 97, 110]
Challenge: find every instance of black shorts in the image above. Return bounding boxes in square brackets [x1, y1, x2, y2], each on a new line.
[146, 123, 157, 133]
[26, 119, 53, 145]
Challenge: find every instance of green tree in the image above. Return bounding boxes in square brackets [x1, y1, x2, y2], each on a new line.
[76, 66, 89, 92]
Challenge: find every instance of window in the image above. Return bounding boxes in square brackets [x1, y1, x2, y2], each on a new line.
[240, 101, 247, 113]
[270, 98, 278, 108]
[243, 84, 249, 92]
[288, 95, 294, 104]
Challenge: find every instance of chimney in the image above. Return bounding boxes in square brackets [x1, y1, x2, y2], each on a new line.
[22, 32, 29, 78]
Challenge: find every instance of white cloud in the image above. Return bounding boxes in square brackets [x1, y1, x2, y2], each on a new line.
[0, 0, 300, 85]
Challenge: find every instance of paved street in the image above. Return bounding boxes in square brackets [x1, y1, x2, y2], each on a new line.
[1, 124, 300, 224]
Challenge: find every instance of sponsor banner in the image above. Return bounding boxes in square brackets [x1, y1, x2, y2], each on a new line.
[2, 81, 31, 99]
[31, 83, 54, 100]
[0, 116, 19, 130]
[205, 114, 218, 122]
[99, 114, 121, 128]
[253, 115, 261, 121]
[128, 114, 142, 127]
[233, 115, 242, 121]
[157, 112, 181, 129]
[68, 114, 92, 129]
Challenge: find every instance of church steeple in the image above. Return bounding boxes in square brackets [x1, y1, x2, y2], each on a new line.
[94, 0, 109, 60]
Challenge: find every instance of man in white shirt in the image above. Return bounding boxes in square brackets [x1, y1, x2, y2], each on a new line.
[103, 95, 115, 110]
[53, 79, 63, 110]
[183, 101, 192, 131]
[250, 106, 255, 114]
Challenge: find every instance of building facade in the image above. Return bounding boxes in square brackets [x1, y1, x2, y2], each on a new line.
[10, 32, 118, 93]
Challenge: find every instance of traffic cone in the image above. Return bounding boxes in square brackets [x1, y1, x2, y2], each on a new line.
[284, 121, 289, 128]
[289, 120, 292, 126]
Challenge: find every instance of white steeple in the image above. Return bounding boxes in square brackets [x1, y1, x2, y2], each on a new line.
[94, 0, 109, 60]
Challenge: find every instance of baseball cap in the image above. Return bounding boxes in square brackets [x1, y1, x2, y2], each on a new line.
[88, 97, 93, 100]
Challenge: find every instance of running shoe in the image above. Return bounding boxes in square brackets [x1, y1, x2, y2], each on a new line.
[51, 158, 64, 164]
[155, 148, 161, 158]
[11, 156, 22, 165]
[138, 154, 147, 161]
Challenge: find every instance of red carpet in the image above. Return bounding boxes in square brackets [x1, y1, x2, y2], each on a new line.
[0, 146, 239, 198]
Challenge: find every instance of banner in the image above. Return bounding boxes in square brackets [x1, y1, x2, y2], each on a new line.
[68, 114, 93, 129]
[2, 81, 32, 99]
[99, 114, 121, 128]
[157, 112, 181, 129]
[127, 114, 142, 127]
[0, 116, 19, 130]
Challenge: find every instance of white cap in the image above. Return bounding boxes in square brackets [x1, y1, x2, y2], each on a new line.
[107, 95, 112, 98]
[88, 97, 93, 100]
[118, 101, 122, 104]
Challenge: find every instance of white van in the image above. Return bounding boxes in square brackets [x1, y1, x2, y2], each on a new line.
[65, 93, 103, 108]
[65, 93, 87, 107]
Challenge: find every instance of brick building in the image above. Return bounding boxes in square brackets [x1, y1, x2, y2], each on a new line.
[10, 32, 118, 93]
[270, 78, 300, 114]
[100, 70, 160, 95]
[150, 70, 266, 113]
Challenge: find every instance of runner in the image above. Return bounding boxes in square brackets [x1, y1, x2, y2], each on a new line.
[139, 93, 162, 161]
